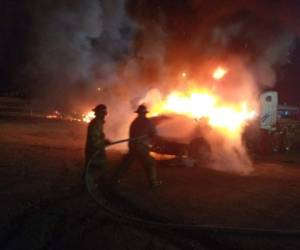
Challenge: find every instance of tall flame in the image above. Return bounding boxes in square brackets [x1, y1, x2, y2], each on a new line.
[148, 89, 256, 136]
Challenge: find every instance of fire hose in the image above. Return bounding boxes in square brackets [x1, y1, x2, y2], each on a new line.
[106, 135, 147, 147]
[85, 138, 300, 237]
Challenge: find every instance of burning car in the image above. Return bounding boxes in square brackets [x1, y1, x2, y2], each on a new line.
[150, 115, 213, 164]
[146, 88, 257, 171]
[148, 88, 300, 168]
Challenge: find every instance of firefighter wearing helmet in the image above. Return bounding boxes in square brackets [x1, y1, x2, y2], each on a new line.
[84, 104, 111, 185]
[113, 104, 162, 188]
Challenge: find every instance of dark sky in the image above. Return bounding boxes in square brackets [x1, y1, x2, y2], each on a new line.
[276, 39, 300, 105]
[0, 1, 32, 91]
[0, 0, 299, 105]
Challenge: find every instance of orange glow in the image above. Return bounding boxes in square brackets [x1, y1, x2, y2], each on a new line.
[213, 66, 227, 80]
[46, 110, 95, 123]
[181, 72, 187, 78]
[82, 111, 95, 123]
[46, 115, 58, 119]
[148, 88, 256, 136]
[46, 110, 61, 119]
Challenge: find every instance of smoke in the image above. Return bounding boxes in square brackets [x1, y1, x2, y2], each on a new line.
[123, 0, 298, 174]
[18, 1, 298, 104]
[11, 0, 299, 172]
[13, 1, 299, 106]
[204, 127, 253, 175]
[126, 0, 297, 86]
[22, 0, 101, 102]
[20, 0, 136, 112]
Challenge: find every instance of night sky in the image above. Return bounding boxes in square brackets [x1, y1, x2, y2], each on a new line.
[0, 0, 299, 106]
[276, 39, 300, 105]
[0, 1, 31, 92]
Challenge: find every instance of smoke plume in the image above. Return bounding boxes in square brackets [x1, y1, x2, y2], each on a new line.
[126, 0, 297, 89]
[123, 0, 298, 174]
[10, 0, 299, 172]
[20, 0, 135, 112]
[18, 0, 299, 110]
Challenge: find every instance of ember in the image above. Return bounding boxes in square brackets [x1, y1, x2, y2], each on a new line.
[212, 66, 227, 80]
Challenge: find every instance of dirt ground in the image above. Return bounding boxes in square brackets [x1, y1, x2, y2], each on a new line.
[1, 116, 300, 250]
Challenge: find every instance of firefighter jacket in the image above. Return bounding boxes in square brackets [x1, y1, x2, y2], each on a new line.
[128, 116, 156, 152]
[85, 117, 106, 164]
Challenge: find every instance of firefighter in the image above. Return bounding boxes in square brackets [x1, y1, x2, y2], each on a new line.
[112, 104, 162, 188]
[84, 104, 110, 187]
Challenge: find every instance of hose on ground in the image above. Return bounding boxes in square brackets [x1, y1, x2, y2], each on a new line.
[85, 149, 300, 237]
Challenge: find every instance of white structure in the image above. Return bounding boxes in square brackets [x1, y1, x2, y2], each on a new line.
[260, 91, 278, 130]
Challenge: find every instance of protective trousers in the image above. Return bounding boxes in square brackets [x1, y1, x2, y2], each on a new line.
[114, 145, 158, 186]
[84, 152, 108, 188]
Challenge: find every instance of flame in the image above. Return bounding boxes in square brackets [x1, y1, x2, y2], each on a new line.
[213, 66, 227, 80]
[46, 110, 61, 119]
[46, 109, 95, 123]
[82, 111, 95, 123]
[148, 88, 256, 136]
